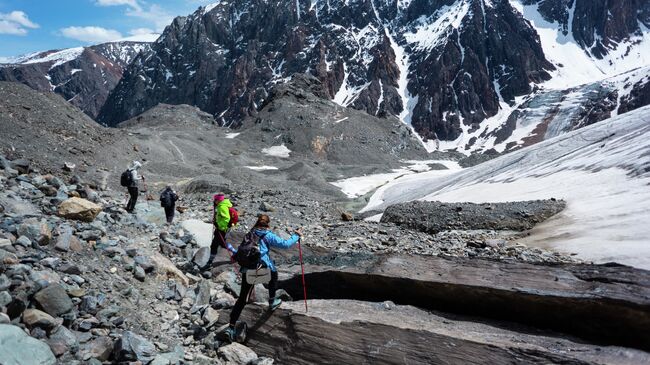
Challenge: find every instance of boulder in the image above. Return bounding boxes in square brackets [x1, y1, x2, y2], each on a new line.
[80, 335, 113, 361]
[0, 324, 56, 365]
[134, 255, 155, 273]
[33, 284, 73, 316]
[113, 330, 157, 364]
[57, 197, 102, 222]
[0, 237, 11, 248]
[15, 236, 32, 247]
[192, 246, 211, 269]
[201, 307, 219, 327]
[21, 309, 58, 331]
[9, 159, 30, 174]
[46, 325, 79, 356]
[217, 343, 258, 364]
[341, 212, 353, 221]
[0, 291, 11, 307]
[259, 202, 275, 212]
[134, 265, 146, 282]
[190, 280, 211, 314]
[150, 253, 192, 286]
[17, 219, 52, 246]
[54, 225, 82, 252]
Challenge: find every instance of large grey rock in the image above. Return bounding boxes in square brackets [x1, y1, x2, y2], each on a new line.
[9, 159, 30, 174]
[134, 265, 146, 282]
[17, 219, 52, 246]
[0, 273, 10, 291]
[22, 309, 58, 331]
[190, 280, 211, 314]
[0, 324, 56, 365]
[80, 335, 113, 361]
[113, 330, 157, 364]
[134, 255, 155, 272]
[217, 343, 258, 364]
[192, 246, 211, 269]
[54, 225, 81, 252]
[150, 345, 184, 365]
[46, 325, 79, 356]
[33, 284, 73, 316]
[0, 290, 11, 307]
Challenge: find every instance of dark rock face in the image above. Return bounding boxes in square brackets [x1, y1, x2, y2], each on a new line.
[619, 74, 650, 115]
[0, 41, 151, 118]
[381, 199, 566, 233]
[98, 0, 553, 142]
[277, 252, 650, 352]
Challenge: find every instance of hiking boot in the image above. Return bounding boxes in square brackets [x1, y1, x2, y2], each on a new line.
[269, 298, 282, 311]
[223, 326, 236, 342]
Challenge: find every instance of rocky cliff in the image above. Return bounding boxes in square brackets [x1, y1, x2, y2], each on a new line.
[98, 0, 649, 152]
[0, 40, 152, 118]
[98, 0, 554, 138]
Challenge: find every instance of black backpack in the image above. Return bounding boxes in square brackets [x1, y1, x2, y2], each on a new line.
[120, 169, 133, 187]
[160, 190, 173, 208]
[234, 231, 268, 269]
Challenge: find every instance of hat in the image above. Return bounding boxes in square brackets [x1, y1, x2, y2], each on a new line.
[213, 193, 225, 202]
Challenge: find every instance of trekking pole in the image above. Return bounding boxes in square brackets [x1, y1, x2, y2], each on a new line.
[297, 237, 308, 313]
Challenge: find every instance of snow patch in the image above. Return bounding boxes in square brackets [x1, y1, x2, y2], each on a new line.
[262, 144, 291, 158]
[19, 47, 85, 70]
[331, 160, 462, 198]
[245, 166, 279, 171]
[224, 132, 240, 139]
[404, 0, 471, 52]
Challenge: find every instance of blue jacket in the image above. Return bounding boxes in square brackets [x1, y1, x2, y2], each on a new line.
[247, 229, 299, 272]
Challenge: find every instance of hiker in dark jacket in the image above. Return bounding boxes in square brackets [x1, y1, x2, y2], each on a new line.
[160, 185, 179, 224]
[125, 161, 144, 213]
[224, 214, 302, 341]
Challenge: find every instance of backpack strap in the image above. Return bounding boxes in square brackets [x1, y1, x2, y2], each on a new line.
[257, 231, 270, 248]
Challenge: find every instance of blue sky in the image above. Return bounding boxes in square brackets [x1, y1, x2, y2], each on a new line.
[0, 0, 216, 58]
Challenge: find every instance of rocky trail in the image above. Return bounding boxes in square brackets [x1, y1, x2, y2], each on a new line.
[1, 153, 650, 365]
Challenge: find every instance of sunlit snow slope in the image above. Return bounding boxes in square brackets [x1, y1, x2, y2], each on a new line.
[363, 105, 650, 269]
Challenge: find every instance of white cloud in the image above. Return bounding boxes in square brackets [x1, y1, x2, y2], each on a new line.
[95, 0, 140, 9]
[129, 27, 155, 36]
[126, 3, 173, 32]
[0, 11, 39, 35]
[60, 26, 123, 43]
[92, 0, 172, 32]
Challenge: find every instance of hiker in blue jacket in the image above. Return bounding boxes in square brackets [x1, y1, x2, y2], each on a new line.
[225, 214, 302, 341]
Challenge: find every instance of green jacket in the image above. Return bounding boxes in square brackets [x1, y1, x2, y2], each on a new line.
[214, 199, 232, 232]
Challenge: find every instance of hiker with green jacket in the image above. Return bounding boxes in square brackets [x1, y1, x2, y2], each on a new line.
[211, 193, 236, 260]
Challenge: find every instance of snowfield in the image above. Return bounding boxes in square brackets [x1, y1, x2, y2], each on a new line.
[331, 160, 461, 198]
[361, 106, 650, 269]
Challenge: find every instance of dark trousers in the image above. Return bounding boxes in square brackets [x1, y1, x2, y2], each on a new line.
[126, 187, 138, 212]
[164, 206, 175, 224]
[229, 270, 278, 326]
[210, 229, 227, 256]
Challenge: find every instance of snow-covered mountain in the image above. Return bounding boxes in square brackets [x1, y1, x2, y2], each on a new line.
[98, 0, 649, 153]
[360, 105, 650, 269]
[0, 37, 157, 118]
